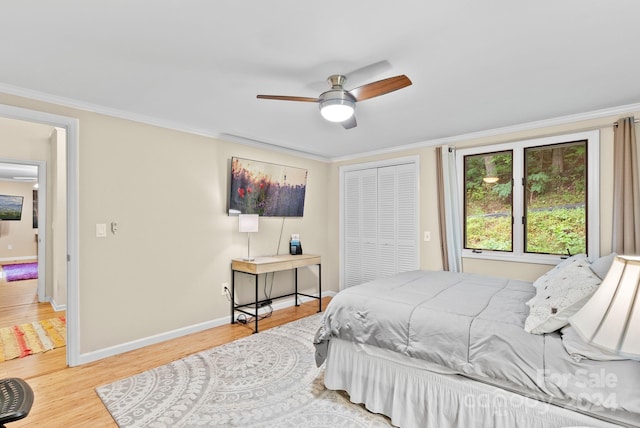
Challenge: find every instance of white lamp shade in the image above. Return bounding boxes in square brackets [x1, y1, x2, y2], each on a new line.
[570, 255, 640, 359]
[238, 214, 259, 233]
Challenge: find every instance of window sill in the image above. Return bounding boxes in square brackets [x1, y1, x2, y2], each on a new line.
[461, 250, 580, 266]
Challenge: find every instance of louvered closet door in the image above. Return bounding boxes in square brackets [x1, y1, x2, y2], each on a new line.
[378, 164, 418, 278]
[344, 169, 378, 288]
[377, 166, 398, 277]
[395, 163, 419, 272]
[343, 162, 418, 288]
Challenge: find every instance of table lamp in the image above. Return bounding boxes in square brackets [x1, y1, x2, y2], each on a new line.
[238, 214, 259, 261]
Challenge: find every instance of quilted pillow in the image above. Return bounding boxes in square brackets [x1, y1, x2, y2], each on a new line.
[524, 261, 601, 334]
[532, 253, 588, 290]
[527, 253, 589, 308]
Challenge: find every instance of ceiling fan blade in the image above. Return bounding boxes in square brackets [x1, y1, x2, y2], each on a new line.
[348, 75, 412, 102]
[341, 115, 357, 130]
[345, 60, 392, 86]
[256, 95, 320, 102]
[307, 60, 392, 92]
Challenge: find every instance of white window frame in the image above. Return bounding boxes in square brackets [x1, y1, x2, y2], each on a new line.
[456, 130, 600, 265]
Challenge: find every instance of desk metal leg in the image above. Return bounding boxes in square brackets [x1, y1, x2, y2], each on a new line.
[295, 268, 299, 306]
[318, 263, 322, 312]
[231, 270, 236, 324]
[254, 274, 259, 333]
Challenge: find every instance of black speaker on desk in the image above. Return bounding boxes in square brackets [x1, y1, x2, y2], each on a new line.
[290, 241, 303, 255]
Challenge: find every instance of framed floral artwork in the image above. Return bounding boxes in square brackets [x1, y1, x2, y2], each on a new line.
[229, 157, 307, 217]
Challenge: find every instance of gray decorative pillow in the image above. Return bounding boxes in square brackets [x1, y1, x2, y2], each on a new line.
[590, 252, 617, 280]
[561, 326, 627, 362]
[524, 261, 601, 334]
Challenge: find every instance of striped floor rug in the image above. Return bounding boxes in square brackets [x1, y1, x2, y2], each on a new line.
[0, 316, 66, 361]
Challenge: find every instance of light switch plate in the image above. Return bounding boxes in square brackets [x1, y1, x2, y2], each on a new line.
[96, 223, 107, 238]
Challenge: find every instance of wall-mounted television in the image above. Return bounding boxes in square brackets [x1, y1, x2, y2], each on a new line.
[0, 195, 23, 221]
[229, 157, 307, 217]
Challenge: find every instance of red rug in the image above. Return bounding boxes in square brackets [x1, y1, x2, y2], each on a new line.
[2, 262, 38, 282]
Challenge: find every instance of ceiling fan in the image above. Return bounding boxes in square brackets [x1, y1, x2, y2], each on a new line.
[257, 74, 412, 129]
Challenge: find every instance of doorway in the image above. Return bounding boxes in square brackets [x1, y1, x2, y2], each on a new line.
[0, 104, 79, 366]
[0, 131, 62, 367]
[0, 163, 42, 317]
[0, 161, 46, 300]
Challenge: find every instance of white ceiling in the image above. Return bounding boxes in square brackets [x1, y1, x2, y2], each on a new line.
[1, 1, 640, 160]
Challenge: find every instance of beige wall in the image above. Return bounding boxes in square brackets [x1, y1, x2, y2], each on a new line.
[0, 180, 38, 259]
[0, 93, 332, 355]
[329, 114, 639, 284]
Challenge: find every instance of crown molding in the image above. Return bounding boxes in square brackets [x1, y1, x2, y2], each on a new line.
[330, 102, 640, 162]
[0, 83, 331, 163]
[218, 133, 330, 162]
[2, 82, 638, 165]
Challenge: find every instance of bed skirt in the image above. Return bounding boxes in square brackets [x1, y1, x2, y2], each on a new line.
[323, 338, 625, 428]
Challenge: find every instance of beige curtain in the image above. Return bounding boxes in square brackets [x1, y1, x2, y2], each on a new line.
[435, 145, 462, 272]
[435, 146, 449, 270]
[612, 117, 640, 255]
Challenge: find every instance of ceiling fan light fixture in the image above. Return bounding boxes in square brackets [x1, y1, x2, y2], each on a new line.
[319, 89, 356, 123]
[257, 73, 412, 130]
[320, 100, 355, 122]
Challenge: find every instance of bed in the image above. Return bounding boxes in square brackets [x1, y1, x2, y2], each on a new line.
[314, 254, 640, 428]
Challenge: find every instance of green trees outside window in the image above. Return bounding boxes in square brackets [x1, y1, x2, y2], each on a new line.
[464, 140, 587, 256]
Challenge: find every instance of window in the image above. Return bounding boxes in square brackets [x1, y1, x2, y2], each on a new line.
[464, 150, 513, 252]
[457, 131, 599, 263]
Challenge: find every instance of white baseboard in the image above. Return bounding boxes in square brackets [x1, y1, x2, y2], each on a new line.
[49, 299, 66, 312]
[0, 255, 38, 262]
[77, 290, 336, 365]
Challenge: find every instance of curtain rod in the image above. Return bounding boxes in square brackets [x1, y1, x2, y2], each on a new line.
[613, 117, 640, 127]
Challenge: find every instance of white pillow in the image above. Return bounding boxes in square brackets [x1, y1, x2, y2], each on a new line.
[532, 253, 588, 290]
[524, 261, 601, 334]
[560, 326, 627, 362]
[527, 253, 589, 308]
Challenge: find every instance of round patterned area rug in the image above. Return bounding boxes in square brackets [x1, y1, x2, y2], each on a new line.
[96, 314, 392, 427]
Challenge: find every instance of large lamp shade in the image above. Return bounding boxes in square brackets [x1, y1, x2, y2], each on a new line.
[570, 255, 640, 359]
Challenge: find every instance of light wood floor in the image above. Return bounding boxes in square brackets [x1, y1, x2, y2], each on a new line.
[1, 280, 331, 427]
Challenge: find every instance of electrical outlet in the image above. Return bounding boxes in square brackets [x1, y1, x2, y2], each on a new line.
[221, 283, 229, 295]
